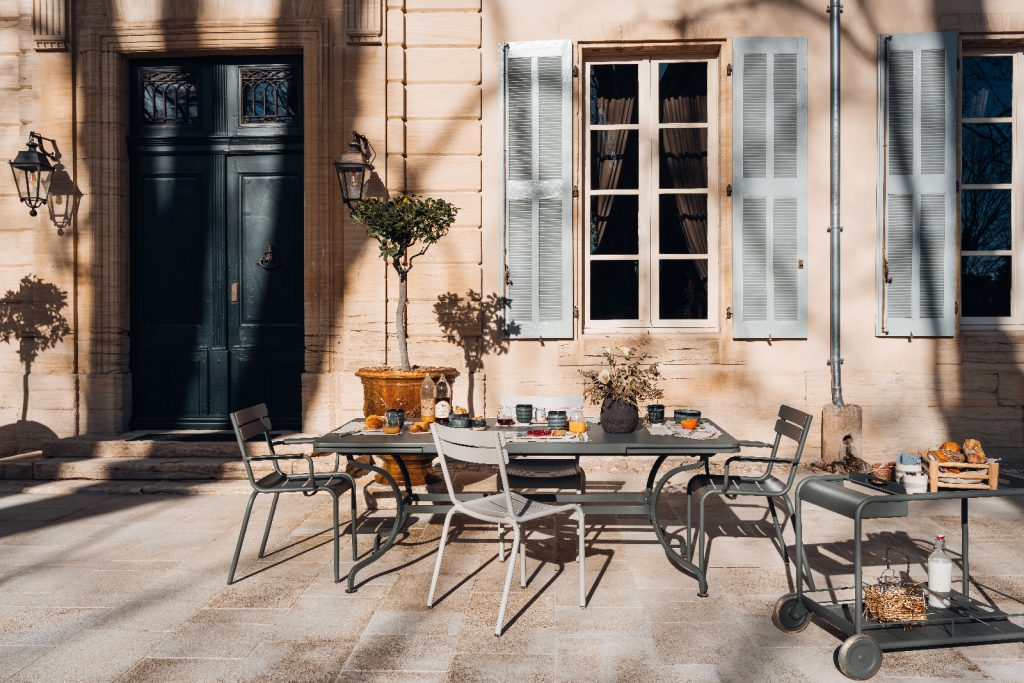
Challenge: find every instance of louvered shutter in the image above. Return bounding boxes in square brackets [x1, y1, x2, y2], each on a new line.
[732, 38, 808, 339]
[500, 40, 573, 339]
[876, 32, 957, 337]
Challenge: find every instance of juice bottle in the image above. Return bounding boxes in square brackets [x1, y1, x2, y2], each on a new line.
[420, 374, 436, 423]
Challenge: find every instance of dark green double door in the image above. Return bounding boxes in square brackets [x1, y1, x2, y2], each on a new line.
[130, 58, 304, 429]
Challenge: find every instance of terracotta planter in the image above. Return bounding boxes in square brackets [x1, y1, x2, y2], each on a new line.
[355, 366, 458, 486]
[599, 398, 640, 434]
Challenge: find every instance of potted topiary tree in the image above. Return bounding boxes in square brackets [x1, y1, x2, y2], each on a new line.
[351, 194, 459, 484]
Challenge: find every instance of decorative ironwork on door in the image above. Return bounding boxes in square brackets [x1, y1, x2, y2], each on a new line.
[240, 67, 299, 124]
[140, 68, 199, 125]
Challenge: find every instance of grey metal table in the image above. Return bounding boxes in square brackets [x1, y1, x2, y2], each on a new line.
[313, 419, 740, 594]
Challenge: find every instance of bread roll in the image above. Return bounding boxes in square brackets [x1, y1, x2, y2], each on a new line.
[940, 441, 962, 453]
[963, 438, 987, 464]
[364, 415, 385, 430]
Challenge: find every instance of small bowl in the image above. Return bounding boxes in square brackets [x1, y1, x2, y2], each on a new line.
[547, 410, 568, 430]
[449, 414, 471, 428]
[515, 404, 534, 424]
[674, 408, 701, 422]
[470, 417, 487, 429]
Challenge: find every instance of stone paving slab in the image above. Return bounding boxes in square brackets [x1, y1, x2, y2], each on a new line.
[0, 470, 1022, 681]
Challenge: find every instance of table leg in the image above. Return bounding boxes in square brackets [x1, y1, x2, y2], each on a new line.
[649, 456, 711, 596]
[344, 454, 410, 593]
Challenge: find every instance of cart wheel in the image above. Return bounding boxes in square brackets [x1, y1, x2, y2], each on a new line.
[771, 593, 810, 633]
[835, 634, 882, 680]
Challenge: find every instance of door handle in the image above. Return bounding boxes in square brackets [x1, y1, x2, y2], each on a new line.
[230, 281, 239, 304]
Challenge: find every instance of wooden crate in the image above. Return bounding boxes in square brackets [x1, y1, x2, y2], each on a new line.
[928, 460, 999, 492]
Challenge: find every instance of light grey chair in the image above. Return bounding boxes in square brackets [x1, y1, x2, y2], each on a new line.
[685, 405, 813, 595]
[499, 394, 587, 492]
[427, 424, 586, 636]
[227, 403, 358, 585]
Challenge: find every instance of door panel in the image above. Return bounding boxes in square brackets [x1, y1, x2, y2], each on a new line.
[130, 154, 224, 427]
[227, 155, 304, 424]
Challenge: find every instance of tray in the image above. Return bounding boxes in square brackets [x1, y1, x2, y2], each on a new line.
[928, 460, 999, 492]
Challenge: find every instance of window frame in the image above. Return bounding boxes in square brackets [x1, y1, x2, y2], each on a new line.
[582, 55, 720, 332]
[960, 48, 1023, 329]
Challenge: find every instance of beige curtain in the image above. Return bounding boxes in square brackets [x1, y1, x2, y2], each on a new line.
[660, 72, 708, 278]
[591, 72, 635, 251]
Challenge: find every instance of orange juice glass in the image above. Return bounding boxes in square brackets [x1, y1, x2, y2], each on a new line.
[568, 410, 586, 435]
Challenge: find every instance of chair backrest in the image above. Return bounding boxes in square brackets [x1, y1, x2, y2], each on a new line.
[431, 424, 515, 518]
[229, 403, 280, 486]
[499, 395, 584, 412]
[768, 404, 814, 489]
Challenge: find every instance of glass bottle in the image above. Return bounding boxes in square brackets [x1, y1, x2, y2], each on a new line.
[434, 374, 452, 425]
[420, 374, 436, 423]
[927, 533, 953, 608]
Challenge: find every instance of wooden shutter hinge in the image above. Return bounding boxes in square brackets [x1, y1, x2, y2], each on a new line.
[726, 63, 732, 76]
[726, 306, 732, 319]
[726, 184, 732, 197]
[572, 65, 579, 78]
[573, 305, 579, 319]
[572, 185, 579, 198]
[955, 301, 960, 315]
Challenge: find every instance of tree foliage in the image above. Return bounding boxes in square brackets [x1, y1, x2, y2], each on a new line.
[352, 195, 458, 278]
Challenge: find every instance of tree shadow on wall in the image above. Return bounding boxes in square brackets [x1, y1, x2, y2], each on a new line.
[434, 290, 513, 415]
[0, 275, 71, 455]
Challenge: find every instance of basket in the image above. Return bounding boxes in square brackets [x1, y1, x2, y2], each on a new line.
[863, 548, 927, 623]
[927, 459, 999, 492]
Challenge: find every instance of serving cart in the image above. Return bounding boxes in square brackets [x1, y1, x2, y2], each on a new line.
[773, 470, 1024, 680]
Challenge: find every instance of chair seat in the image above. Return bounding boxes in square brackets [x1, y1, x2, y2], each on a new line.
[256, 471, 354, 493]
[462, 491, 570, 522]
[505, 458, 585, 491]
[689, 474, 788, 496]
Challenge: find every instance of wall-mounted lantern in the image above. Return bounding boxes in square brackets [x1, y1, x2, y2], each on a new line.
[8, 131, 78, 235]
[333, 130, 387, 211]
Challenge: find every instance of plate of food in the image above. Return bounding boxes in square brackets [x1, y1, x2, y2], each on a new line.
[524, 428, 567, 439]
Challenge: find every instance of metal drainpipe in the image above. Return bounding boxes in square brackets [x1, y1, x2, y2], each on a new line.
[828, 0, 845, 406]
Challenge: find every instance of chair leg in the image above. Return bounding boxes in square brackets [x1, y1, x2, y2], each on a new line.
[577, 508, 586, 608]
[519, 530, 527, 588]
[427, 508, 456, 608]
[498, 524, 505, 562]
[257, 492, 280, 559]
[767, 497, 790, 565]
[349, 483, 359, 561]
[227, 490, 259, 585]
[331, 491, 341, 583]
[496, 525, 521, 636]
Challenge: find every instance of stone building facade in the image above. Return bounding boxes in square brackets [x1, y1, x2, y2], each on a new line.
[2, 0, 1024, 462]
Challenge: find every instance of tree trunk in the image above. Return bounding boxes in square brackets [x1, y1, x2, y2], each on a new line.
[396, 272, 410, 371]
[21, 361, 30, 422]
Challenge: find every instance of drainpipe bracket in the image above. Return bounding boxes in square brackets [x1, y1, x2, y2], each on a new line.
[826, 357, 845, 366]
[826, 224, 844, 233]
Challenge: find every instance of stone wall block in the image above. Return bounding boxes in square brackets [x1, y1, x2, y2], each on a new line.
[386, 8, 405, 45]
[407, 119, 480, 155]
[406, 47, 480, 83]
[406, 12, 480, 47]
[386, 45, 405, 81]
[406, 83, 480, 118]
[406, 0, 480, 10]
[405, 155, 480, 192]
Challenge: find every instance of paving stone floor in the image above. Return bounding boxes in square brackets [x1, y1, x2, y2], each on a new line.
[1, 469, 1023, 682]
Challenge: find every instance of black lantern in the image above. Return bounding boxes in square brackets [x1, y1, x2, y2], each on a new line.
[9, 138, 55, 217]
[334, 131, 375, 210]
[8, 131, 77, 234]
[47, 164, 80, 236]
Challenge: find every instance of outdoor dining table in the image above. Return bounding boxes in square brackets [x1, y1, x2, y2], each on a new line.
[313, 419, 741, 595]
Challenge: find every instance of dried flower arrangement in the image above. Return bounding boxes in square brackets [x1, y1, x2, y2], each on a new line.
[579, 344, 664, 407]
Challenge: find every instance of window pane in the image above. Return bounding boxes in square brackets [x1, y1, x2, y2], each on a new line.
[590, 64, 638, 125]
[660, 128, 708, 188]
[962, 256, 1011, 317]
[659, 260, 709, 320]
[962, 56, 1012, 118]
[590, 195, 638, 255]
[659, 194, 707, 254]
[962, 123, 1012, 184]
[961, 189, 1011, 251]
[590, 130, 639, 189]
[658, 62, 707, 123]
[590, 261, 639, 319]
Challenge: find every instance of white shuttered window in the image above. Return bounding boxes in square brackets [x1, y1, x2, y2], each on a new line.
[501, 40, 574, 339]
[876, 32, 958, 337]
[732, 38, 808, 339]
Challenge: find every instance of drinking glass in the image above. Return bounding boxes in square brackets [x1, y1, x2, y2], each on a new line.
[568, 409, 587, 435]
[496, 406, 515, 426]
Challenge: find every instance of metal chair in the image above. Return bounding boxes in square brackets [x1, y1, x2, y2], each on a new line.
[685, 405, 813, 595]
[499, 394, 587, 492]
[426, 424, 586, 636]
[227, 403, 358, 585]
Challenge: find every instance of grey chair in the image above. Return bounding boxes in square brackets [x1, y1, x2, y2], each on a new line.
[685, 405, 813, 594]
[427, 424, 586, 636]
[227, 403, 358, 585]
[499, 394, 587, 492]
